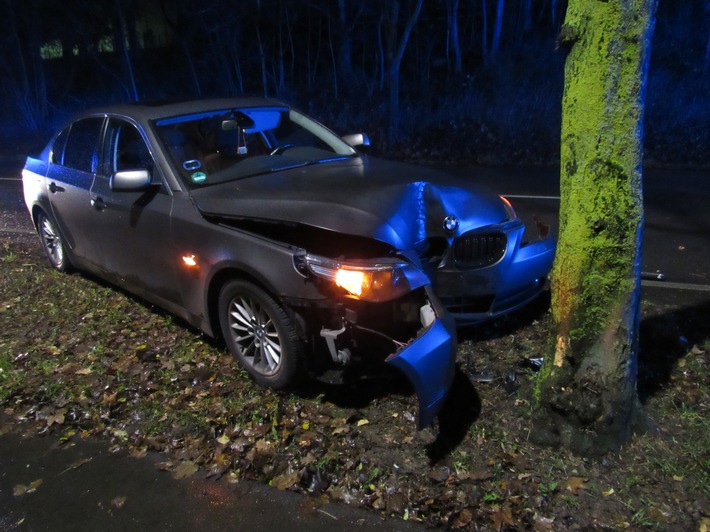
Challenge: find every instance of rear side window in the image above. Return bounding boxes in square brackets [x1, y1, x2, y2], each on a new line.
[61, 117, 104, 173]
[50, 127, 69, 165]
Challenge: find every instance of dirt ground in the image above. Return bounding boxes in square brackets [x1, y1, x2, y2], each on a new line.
[1, 205, 709, 531]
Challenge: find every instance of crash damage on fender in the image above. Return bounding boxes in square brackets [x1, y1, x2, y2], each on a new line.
[21, 98, 555, 429]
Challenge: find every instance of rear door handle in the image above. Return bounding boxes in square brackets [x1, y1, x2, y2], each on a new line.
[91, 197, 106, 210]
[48, 182, 65, 193]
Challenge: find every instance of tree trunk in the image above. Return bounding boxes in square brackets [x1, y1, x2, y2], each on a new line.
[337, 0, 360, 95]
[481, 0, 489, 63]
[385, 0, 424, 142]
[522, 0, 532, 33]
[490, 0, 505, 58]
[551, 0, 562, 29]
[533, 0, 658, 456]
[115, 0, 139, 101]
[377, 15, 385, 91]
[276, 5, 286, 95]
[446, 0, 462, 74]
[6, 0, 49, 131]
[327, 11, 339, 100]
[160, 0, 202, 96]
[253, 0, 269, 97]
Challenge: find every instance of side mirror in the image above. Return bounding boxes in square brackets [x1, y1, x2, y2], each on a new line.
[110, 169, 152, 191]
[342, 133, 371, 148]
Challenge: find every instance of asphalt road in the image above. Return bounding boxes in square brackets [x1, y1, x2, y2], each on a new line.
[1, 157, 709, 530]
[0, 423, 423, 532]
[462, 165, 710, 289]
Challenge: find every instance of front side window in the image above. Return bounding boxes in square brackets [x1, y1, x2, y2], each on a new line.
[103, 119, 154, 174]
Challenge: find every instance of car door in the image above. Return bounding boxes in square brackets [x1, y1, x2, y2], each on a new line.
[89, 117, 182, 306]
[45, 117, 105, 266]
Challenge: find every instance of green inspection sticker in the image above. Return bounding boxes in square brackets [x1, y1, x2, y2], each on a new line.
[191, 171, 207, 184]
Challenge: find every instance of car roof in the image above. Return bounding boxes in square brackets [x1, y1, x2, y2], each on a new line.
[73, 97, 288, 124]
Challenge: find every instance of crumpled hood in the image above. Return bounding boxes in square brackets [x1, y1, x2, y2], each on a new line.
[190, 156, 509, 250]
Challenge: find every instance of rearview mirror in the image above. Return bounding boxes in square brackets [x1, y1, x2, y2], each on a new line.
[342, 133, 371, 148]
[222, 111, 255, 130]
[110, 169, 152, 191]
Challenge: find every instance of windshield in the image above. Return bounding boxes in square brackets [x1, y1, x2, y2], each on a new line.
[154, 106, 357, 187]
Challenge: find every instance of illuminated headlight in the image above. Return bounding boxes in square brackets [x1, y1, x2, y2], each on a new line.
[500, 195, 517, 220]
[297, 254, 427, 302]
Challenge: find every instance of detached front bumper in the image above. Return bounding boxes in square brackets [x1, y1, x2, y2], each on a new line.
[386, 287, 457, 429]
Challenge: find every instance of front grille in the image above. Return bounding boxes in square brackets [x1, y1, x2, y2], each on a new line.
[453, 231, 507, 269]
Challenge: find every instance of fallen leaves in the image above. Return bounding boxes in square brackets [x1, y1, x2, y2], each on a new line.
[111, 495, 127, 509]
[13, 479, 43, 496]
[271, 469, 300, 490]
[60, 457, 93, 475]
[45, 408, 66, 427]
[565, 476, 589, 495]
[427, 466, 450, 483]
[171, 461, 199, 480]
[490, 505, 515, 530]
[1, 237, 709, 531]
[689, 344, 705, 356]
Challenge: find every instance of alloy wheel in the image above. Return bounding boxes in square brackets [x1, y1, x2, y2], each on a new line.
[227, 294, 282, 376]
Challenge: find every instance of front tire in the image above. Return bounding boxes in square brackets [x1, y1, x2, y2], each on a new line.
[37, 212, 71, 272]
[218, 279, 303, 389]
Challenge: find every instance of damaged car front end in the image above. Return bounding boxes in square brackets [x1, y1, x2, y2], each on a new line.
[22, 97, 554, 431]
[294, 252, 457, 429]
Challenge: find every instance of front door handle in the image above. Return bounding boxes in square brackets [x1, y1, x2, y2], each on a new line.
[91, 197, 106, 210]
[48, 182, 65, 193]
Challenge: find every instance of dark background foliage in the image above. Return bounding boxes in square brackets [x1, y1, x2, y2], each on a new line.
[1, 0, 708, 166]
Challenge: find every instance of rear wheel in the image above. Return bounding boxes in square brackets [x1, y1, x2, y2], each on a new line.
[37, 212, 71, 272]
[218, 279, 303, 389]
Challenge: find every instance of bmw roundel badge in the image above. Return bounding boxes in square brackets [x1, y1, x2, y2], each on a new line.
[443, 215, 459, 233]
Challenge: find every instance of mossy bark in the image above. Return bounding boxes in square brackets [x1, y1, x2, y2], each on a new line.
[533, 0, 657, 455]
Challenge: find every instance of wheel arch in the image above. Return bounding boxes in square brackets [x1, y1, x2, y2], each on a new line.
[32, 207, 74, 272]
[205, 266, 308, 345]
[30, 204, 46, 231]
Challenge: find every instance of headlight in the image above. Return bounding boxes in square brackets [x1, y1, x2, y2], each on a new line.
[297, 254, 428, 302]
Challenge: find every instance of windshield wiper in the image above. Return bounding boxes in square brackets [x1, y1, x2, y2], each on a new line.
[270, 161, 309, 172]
[312, 155, 352, 164]
[269, 155, 352, 173]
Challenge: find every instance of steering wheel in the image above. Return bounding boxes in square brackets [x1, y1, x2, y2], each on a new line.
[269, 144, 295, 156]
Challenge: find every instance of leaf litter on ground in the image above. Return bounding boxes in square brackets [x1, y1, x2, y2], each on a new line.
[1, 233, 709, 530]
